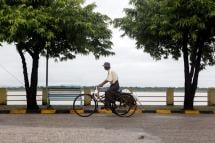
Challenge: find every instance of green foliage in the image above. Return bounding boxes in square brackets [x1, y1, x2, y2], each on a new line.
[0, 0, 114, 109]
[114, 0, 215, 68]
[0, 0, 113, 60]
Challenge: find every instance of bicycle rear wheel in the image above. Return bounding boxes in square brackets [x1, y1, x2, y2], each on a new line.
[73, 94, 97, 117]
[114, 93, 137, 117]
[123, 93, 137, 117]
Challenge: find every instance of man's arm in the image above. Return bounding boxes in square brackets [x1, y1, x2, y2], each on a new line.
[98, 70, 112, 87]
[98, 80, 109, 87]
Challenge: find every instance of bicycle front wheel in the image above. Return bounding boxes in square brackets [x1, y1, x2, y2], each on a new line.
[73, 94, 97, 117]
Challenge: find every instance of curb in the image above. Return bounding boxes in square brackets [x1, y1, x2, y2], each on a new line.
[10, 109, 26, 114]
[135, 109, 143, 113]
[199, 111, 214, 114]
[0, 109, 214, 115]
[156, 109, 171, 114]
[41, 109, 56, 114]
[70, 109, 84, 114]
[185, 110, 200, 115]
[98, 109, 112, 114]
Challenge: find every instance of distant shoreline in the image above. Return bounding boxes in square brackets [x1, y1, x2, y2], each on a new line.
[2, 86, 213, 92]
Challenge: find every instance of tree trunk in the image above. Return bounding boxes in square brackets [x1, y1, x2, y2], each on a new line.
[183, 32, 204, 110]
[186, 38, 204, 109]
[182, 32, 194, 109]
[17, 44, 40, 111]
[17, 46, 34, 110]
[184, 89, 194, 109]
[27, 51, 40, 110]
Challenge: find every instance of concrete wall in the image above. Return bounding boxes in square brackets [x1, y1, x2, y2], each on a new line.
[208, 88, 215, 106]
[0, 88, 7, 105]
[166, 88, 174, 106]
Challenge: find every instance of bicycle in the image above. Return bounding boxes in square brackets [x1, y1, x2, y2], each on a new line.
[73, 87, 137, 117]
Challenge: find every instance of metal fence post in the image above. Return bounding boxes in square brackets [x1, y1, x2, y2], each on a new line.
[166, 88, 174, 106]
[208, 88, 215, 106]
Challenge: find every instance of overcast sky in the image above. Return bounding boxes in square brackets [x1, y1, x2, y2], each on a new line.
[0, 0, 215, 88]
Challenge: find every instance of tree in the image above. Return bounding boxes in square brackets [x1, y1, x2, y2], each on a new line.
[114, 0, 215, 109]
[0, 0, 113, 110]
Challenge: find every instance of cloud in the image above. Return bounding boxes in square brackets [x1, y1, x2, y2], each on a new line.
[0, 0, 214, 87]
[85, 0, 129, 18]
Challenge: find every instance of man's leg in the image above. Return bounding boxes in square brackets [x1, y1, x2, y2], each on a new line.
[104, 81, 120, 109]
[104, 90, 112, 109]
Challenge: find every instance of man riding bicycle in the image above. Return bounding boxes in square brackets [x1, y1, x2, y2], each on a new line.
[97, 62, 120, 109]
[73, 62, 137, 117]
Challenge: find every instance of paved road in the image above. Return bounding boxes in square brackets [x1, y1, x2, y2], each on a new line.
[0, 114, 215, 143]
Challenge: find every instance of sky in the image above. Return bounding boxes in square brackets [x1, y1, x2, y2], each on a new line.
[0, 0, 215, 88]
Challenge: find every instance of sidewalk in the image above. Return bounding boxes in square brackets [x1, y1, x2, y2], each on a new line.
[0, 105, 215, 114]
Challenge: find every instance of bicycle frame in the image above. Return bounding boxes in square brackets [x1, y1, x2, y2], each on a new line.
[91, 87, 105, 104]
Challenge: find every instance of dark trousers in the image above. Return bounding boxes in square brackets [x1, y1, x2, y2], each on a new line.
[105, 81, 120, 108]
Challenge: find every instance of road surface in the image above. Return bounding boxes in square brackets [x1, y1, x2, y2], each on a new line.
[0, 114, 214, 143]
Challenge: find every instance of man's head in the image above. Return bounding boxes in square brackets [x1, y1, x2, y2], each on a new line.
[103, 62, 110, 70]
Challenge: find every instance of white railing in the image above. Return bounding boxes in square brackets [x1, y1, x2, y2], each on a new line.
[5, 88, 209, 106]
[7, 89, 42, 105]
